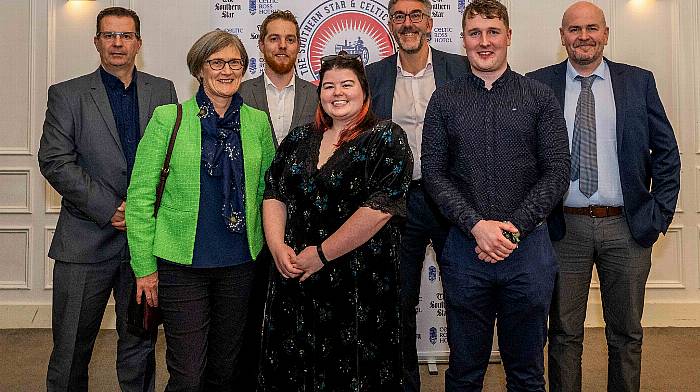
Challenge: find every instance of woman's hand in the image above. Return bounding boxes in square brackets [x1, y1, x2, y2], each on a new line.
[293, 246, 325, 282]
[135, 272, 159, 307]
[270, 243, 302, 279]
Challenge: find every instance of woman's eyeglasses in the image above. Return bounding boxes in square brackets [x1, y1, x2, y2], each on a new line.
[206, 59, 244, 71]
[320, 52, 362, 65]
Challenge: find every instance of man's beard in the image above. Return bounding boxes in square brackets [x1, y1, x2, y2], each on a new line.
[265, 52, 296, 75]
[393, 26, 428, 54]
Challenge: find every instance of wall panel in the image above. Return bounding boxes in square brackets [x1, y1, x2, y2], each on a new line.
[0, 227, 31, 289]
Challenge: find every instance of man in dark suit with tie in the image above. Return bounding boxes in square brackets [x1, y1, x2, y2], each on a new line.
[38, 7, 177, 391]
[527, 2, 680, 391]
[239, 10, 318, 146]
[365, 1, 469, 390]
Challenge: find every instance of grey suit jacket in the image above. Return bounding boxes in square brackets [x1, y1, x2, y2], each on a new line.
[39, 68, 178, 263]
[239, 74, 318, 146]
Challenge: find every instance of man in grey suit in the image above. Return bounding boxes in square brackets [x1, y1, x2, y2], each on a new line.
[239, 10, 318, 146]
[38, 7, 177, 391]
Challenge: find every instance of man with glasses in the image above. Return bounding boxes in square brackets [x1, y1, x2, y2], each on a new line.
[240, 10, 317, 146]
[237, 10, 318, 391]
[365, 1, 468, 390]
[39, 7, 177, 391]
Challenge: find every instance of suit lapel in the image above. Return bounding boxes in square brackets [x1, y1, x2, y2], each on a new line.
[607, 59, 626, 152]
[433, 49, 448, 88]
[88, 69, 124, 155]
[379, 54, 398, 118]
[136, 72, 151, 136]
[291, 76, 310, 130]
[552, 60, 567, 111]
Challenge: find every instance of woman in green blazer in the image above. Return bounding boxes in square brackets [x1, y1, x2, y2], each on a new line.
[126, 30, 274, 390]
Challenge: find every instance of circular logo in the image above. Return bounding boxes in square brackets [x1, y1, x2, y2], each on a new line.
[297, 1, 395, 81]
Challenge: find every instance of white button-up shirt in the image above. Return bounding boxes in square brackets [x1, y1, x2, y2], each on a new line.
[391, 47, 437, 180]
[264, 73, 296, 143]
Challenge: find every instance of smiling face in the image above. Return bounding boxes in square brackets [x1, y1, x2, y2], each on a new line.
[319, 67, 365, 128]
[259, 19, 299, 76]
[560, 1, 609, 71]
[94, 15, 141, 73]
[462, 14, 511, 79]
[199, 45, 244, 102]
[389, 0, 433, 55]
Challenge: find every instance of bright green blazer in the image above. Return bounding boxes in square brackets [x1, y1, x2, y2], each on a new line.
[127, 96, 275, 277]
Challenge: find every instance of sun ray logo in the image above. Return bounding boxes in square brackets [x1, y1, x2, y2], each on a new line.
[249, 0, 256, 15]
[297, 0, 396, 81]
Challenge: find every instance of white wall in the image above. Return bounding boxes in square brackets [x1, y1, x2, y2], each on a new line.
[0, 0, 698, 328]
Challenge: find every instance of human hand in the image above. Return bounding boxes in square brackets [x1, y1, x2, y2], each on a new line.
[270, 243, 302, 279]
[135, 271, 158, 307]
[471, 220, 518, 262]
[111, 201, 126, 231]
[293, 246, 324, 282]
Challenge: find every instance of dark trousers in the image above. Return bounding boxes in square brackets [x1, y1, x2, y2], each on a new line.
[158, 261, 254, 392]
[548, 214, 652, 392]
[440, 224, 557, 392]
[234, 247, 272, 391]
[399, 182, 448, 392]
[47, 257, 156, 392]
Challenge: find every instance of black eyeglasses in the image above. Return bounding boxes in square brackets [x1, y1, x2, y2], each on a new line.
[320, 53, 362, 65]
[206, 59, 244, 71]
[390, 10, 429, 24]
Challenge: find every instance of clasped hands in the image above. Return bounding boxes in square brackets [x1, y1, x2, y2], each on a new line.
[271, 243, 324, 282]
[470, 220, 519, 263]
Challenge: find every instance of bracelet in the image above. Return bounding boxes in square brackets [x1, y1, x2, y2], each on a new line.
[316, 244, 329, 265]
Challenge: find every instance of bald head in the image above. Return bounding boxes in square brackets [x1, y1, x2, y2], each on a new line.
[560, 0, 609, 74]
[562, 1, 606, 29]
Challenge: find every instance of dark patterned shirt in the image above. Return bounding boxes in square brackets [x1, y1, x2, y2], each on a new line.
[422, 67, 570, 237]
[100, 67, 140, 182]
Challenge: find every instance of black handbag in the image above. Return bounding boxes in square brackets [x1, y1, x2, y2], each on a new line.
[127, 104, 182, 337]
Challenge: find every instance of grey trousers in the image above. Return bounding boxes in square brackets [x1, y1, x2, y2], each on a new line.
[548, 214, 652, 392]
[47, 257, 156, 392]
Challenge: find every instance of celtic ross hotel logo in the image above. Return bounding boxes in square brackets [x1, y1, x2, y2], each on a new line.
[297, 0, 396, 81]
[428, 265, 437, 282]
[429, 327, 438, 345]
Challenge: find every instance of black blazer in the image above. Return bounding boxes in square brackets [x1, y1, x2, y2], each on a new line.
[366, 47, 469, 120]
[527, 59, 681, 248]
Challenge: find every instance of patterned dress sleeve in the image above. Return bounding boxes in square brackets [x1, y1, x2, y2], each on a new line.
[361, 121, 413, 217]
[263, 124, 305, 202]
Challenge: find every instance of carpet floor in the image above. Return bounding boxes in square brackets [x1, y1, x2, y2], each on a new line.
[1, 328, 698, 391]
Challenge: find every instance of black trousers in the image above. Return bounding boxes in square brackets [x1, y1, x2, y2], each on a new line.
[399, 182, 448, 392]
[157, 260, 254, 392]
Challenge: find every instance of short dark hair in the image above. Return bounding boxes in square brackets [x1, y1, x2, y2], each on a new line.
[187, 30, 249, 80]
[96, 7, 141, 37]
[462, 0, 509, 30]
[259, 10, 300, 43]
[314, 53, 376, 146]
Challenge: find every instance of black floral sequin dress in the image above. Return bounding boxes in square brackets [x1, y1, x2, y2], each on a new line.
[258, 120, 412, 392]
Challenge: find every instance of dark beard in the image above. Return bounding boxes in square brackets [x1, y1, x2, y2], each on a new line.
[264, 52, 296, 75]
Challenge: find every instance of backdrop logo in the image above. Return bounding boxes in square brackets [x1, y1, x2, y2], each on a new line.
[249, 0, 256, 15]
[249, 58, 257, 74]
[428, 265, 437, 282]
[458, 0, 466, 14]
[429, 327, 438, 345]
[297, 0, 396, 80]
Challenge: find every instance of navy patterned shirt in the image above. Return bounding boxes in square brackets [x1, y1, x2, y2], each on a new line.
[100, 67, 140, 182]
[421, 68, 570, 237]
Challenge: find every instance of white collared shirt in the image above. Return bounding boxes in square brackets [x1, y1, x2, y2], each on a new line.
[264, 72, 296, 143]
[392, 47, 437, 180]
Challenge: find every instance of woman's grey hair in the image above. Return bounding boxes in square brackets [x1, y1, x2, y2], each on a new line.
[387, 0, 431, 14]
[187, 30, 248, 80]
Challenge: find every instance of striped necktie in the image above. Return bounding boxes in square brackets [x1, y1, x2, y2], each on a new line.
[571, 75, 597, 198]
